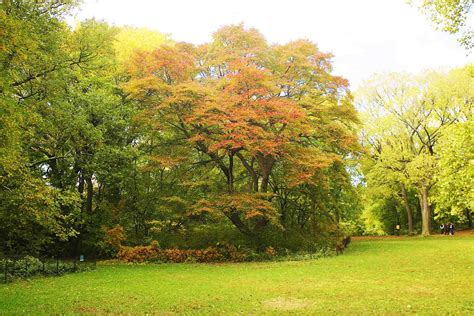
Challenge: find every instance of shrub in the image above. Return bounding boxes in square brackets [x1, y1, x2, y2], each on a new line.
[98, 225, 126, 258]
[116, 241, 336, 264]
[117, 242, 248, 263]
[264, 246, 276, 257]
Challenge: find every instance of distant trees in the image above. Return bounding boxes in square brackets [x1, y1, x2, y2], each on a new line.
[358, 66, 474, 235]
[435, 122, 474, 226]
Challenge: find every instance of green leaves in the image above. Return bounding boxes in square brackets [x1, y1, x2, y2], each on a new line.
[358, 66, 474, 234]
[434, 122, 474, 220]
[411, 0, 474, 50]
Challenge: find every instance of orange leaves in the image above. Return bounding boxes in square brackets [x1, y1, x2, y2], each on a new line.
[192, 192, 277, 222]
[125, 24, 361, 233]
[187, 133, 207, 143]
[104, 225, 125, 250]
[125, 24, 357, 164]
[188, 199, 219, 217]
[117, 244, 247, 263]
[162, 82, 212, 115]
[127, 43, 195, 85]
[209, 139, 244, 152]
[201, 63, 308, 156]
[223, 59, 272, 95]
[283, 146, 340, 187]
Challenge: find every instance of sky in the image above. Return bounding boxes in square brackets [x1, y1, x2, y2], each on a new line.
[71, 0, 473, 89]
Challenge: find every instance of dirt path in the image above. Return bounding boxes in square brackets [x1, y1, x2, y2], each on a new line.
[352, 229, 474, 240]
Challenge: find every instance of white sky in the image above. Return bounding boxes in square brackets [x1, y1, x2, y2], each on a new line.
[72, 0, 473, 89]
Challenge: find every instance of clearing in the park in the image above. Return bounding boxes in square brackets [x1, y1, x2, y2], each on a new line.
[1, 234, 473, 314]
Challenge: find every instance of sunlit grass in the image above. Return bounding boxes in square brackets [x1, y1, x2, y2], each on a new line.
[1, 235, 473, 314]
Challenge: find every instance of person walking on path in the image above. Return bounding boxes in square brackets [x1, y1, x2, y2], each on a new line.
[449, 223, 455, 235]
[444, 223, 449, 235]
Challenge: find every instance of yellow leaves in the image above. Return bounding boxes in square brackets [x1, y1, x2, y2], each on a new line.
[406, 152, 437, 187]
[146, 154, 188, 170]
[272, 39, 332, 72]
[123, 76, 168, 100]
[209, 24, 267, 64]
[154, 82, 212, 119]
[127, 44, 195, 85]
[114, 26, 172, 68]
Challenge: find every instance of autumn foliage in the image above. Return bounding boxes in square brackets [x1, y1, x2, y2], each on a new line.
[117, 242, 247, 263]
[125, 24, 360, 238]
[1, 1, 471, 260]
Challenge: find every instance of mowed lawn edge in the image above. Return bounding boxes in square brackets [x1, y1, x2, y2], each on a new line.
[1, 235, 473, 315]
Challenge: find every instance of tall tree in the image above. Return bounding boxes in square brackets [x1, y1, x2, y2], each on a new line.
[434, 122, 474, 225]
[0, 0, 84, 254]
[126, 25, 360, 241]
[358, 67, 473, 235]
[0, 1, 136, 254]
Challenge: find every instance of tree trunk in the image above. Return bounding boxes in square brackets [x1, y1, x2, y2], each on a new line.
[86, 175, 93, 214]
[77, 171, 84, 195]
[227, 153, 234, 193]
[400, 183, 414, 235]
[420, 186, 431, 236]
[261, 174, 270, 193]
[257, 154, 274, 193]
[236, 153, 259, 192]
[466, 209, 472, 228]
[228, 211, 252, 236]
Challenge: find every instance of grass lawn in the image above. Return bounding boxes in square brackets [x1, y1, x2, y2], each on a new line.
[1, 234, 473, 315]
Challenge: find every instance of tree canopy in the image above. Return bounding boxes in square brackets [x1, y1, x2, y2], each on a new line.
[358, 66, 474, 235]
[0, 1, 472, 258]
[410, 0, 474, 49]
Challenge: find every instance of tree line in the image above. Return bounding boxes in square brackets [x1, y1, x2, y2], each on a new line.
[0, 1, 472, 258]
[358, 69, 473, 235]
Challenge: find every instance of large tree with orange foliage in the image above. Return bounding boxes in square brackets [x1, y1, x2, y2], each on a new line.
[125, 25, 360, 237]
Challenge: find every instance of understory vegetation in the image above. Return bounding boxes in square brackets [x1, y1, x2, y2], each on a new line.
[0, 1, 472, 262]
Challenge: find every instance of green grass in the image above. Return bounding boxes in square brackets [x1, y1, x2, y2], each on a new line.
[1, 235, 473, 315]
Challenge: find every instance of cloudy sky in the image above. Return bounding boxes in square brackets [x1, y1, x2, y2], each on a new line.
[72, 0, 473, 89]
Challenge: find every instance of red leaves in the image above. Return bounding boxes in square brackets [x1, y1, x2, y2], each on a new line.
[127, 43, 195, 85]
[104, 225, 125, 251]
[125, 24, 360, 220]
[126, 25, 356, 166]
[117, 244, 247, 263]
